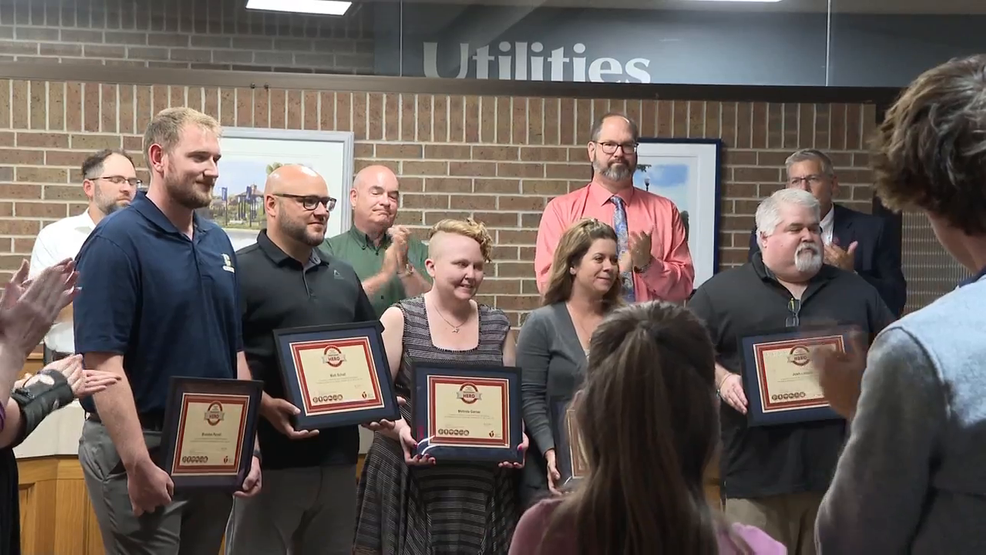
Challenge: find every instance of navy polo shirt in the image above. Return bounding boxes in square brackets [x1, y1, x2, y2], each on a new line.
[74, 191, 243, 417]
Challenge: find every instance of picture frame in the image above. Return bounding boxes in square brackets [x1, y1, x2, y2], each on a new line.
[273, 321, 401, 431]
[158, 377, 263, 492]
[410, 361, 523, 464]
[201, 128, 355, 251]
[633, 138, 723, 288]
[738, 325, 855, 426]
[549, 393, 587, 485]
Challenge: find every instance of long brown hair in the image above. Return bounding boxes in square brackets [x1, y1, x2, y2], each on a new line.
[540, 301, 736, 555]
[541, 218, 622, 310]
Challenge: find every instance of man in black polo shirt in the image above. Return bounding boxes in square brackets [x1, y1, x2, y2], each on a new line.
[688, 188, 893, 555]
[74, 107, 261, 555]
[224, 164, 376, 555]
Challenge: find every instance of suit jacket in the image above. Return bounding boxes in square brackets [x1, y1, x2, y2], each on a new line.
[748, 203, 907, 317]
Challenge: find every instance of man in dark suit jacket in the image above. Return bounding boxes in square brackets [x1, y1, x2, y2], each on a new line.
[748, 149, 907, 316]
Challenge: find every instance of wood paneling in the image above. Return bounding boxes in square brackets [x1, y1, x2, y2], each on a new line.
[17, 456, 103, 555]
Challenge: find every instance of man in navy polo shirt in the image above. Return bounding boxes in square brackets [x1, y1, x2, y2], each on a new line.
[74, 107, 261, 555]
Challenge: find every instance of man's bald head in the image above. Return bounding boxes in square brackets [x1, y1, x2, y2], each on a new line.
[265, 164, 327, 197]
[351, 164, 400, 233]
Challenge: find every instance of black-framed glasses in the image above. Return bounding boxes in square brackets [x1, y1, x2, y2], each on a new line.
[94, 175, 142, 187]
[786, 298, 802, 328]
[595, 141, 638, 155]
[272, 193, 337, 212]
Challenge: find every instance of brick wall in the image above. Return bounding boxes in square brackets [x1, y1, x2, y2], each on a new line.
[0, 0, 373, 74]
[0, 77, 876, 325]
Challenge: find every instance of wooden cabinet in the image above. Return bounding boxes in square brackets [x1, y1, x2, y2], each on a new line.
[18, 456, 105, 555]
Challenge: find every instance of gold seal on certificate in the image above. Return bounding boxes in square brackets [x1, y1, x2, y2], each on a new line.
[428, 377, 510, 448]
[412, 362, 524, 463]
[741, 327, 853, 426]
[158, 377, 263, 491]
[274, 322, 401, 430]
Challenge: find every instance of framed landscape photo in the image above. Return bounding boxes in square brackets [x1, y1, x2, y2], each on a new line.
[197, 128, 356, 251]
[632, 138, 723, 288]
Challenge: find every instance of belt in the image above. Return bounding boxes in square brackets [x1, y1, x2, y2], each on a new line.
[88, 411, 166, 432]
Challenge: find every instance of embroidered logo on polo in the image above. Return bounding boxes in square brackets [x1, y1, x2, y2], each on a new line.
[221, 253, 235, 273]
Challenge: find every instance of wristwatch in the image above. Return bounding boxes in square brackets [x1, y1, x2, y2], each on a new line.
[633, 260, 652, 274]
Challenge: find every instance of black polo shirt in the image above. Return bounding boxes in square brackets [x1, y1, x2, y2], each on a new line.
[237, 230, 377, 469]
[687, 253, 894, 499]
[74, 191, 242, 418]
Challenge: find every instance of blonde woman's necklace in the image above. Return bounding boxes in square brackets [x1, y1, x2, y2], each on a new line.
[431, 297, 468, 333]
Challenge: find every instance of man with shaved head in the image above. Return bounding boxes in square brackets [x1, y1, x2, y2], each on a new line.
[323, 164, 431, 316]
[227, 164, 376, 555]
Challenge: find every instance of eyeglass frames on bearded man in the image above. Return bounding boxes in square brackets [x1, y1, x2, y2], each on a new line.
[271, 193, 337, 212]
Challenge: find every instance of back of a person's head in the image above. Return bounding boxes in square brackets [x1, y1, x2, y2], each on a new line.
[542, 301, 723, 555]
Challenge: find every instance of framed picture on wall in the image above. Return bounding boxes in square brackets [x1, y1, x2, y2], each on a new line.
[195, 128, 356, 251]
[632, 138, 722, 288]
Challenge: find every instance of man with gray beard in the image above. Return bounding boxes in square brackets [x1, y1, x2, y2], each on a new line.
[227, 164, 376, 555]
[534, 112, 694, 303]
[687, 188, 894, 555]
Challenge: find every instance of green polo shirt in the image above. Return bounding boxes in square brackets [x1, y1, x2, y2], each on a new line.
[323, 226, 431, 317]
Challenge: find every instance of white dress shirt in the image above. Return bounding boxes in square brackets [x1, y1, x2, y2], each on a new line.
[820, 206, 835, 246]
[28, 210, 97, 354]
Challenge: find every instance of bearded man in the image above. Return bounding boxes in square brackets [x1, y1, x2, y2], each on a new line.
[687, 188, 894, 555]
[534, 112, 694, 303]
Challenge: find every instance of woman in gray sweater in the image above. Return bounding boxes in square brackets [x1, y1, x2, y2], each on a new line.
[516, 218, 623, 508]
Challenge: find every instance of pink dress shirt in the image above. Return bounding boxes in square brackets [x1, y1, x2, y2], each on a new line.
[534, 182, 695, 302]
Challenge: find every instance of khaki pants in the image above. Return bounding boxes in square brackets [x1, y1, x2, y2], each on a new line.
[78, 420, 232, 555]
[224, 464, 357, 555]
[724, 492, 823, 555]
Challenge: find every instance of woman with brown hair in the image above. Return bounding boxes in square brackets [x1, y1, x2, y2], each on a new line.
[509, 302, 785, 555]
[516, 218, 621, 507]
[354, 218, 528, 555]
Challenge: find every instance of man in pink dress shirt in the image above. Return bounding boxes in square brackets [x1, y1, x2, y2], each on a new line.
[534, 112, 695, 302]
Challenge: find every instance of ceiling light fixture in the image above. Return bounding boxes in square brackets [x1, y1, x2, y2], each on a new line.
[246, 0, 352, 16]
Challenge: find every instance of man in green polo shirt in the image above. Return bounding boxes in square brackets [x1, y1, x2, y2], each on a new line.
[323, 165, 432, 316]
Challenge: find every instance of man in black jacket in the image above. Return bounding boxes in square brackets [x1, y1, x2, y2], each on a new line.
[748, 149, 907, 317]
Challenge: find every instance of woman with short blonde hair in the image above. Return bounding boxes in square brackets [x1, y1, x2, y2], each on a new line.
[354, 218, 528, 555]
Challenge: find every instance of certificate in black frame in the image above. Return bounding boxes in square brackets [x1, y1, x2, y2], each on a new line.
[410, 361, 523, 464]
[273, 321, 401, 431]
[158, 376, 263, 492]
[739, 325, 855, 427]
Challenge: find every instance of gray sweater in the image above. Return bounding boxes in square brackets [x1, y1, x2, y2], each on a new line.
[816, 278, 986, 553]
[517, 303, 587, 455]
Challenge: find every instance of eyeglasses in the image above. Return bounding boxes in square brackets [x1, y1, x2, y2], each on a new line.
[786, 298, 802, 328]
[595, 141, 638, 155]
[272, 193, 337, 212]
[94, 175, 142, 187]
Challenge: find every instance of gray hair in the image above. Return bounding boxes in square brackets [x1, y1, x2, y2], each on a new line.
[756, 188, 820, 237]
[785, 149, 835, 178]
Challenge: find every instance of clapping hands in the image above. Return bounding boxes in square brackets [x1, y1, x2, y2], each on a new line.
[0, 259, 78, 356]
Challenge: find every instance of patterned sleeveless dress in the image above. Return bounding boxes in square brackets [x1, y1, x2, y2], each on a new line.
[354, 295, 521, 555]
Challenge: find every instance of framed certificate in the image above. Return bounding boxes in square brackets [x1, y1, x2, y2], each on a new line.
[549, 393, 588, 484]
[739, 325, 855, 426]
[410, 361, 523, 464]
[158, 377, 263, 492]
[273, 321, 401, 430]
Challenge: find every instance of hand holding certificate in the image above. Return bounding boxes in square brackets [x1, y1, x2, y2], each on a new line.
[158, 377, 263, 492]
[739, 325, 856, 426]
[410, 361, 525, 465]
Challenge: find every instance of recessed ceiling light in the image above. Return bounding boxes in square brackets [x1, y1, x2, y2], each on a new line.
[246, 0, 352, 16]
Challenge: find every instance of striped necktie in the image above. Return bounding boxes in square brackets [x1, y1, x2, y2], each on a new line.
[611, 195, 636, 302]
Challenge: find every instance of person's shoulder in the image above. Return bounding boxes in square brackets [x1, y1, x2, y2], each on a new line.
[634, 187, 680, 209]
[523, 304, 561, 325]
[479, 303, 511, 325]
[696, 264, 754, 292]
[543, 186, 587, 212]
[834, 203, 885, 230]
[723, 523, 788, 555]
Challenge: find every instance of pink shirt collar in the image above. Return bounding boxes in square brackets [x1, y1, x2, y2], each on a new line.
[586, 181, 635, 207]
